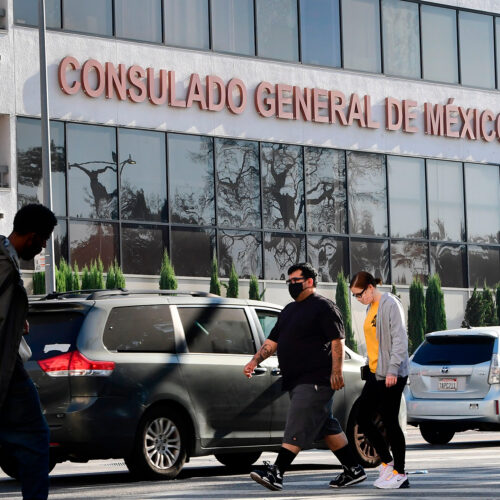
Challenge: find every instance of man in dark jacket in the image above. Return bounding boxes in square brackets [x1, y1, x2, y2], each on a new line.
[0, 204, 57, 500]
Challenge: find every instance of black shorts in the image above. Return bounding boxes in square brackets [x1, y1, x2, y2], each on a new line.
[283, 383, 343, 449]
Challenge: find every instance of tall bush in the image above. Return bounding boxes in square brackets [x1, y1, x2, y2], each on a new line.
[482, 285, 497, 326]
[209, 254, 221, 296]
[336, 270, 357, 352]
[408, 278, 426, 353]
[105, 260, 126, 289]
[90, 259, 105, 289]
[55, 266, 66, 292]
[106, 265, 116, 290]
[71, 262, 80, 290]
[462, 287, 484, 327]
[159, 250, 177, 290]
[57, 259, 73, 291]
[249, 275, 261, 301]
[391, 283, 401, 299]
[425, 274, 447, 333]
[81, 265, 90, 289]
[226, 263, 239, 298]
[114, 261, 126, 289]
[33, 271, 45, 295]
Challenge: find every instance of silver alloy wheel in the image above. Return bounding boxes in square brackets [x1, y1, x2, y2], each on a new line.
[353, 414, 385, 466]
[144, 416, 181, 470]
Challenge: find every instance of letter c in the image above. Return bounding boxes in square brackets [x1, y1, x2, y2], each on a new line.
[58, 56, 81, 95]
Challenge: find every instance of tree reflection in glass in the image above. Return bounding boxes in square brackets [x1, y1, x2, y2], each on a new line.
[347, 152, 387, 236]
[350, 239, 390, 282]
[169, 134, 215, 225]
[391, 240, 428, 285]
[468, 245, 500, 288]
[430, 243, 466, 288]
[219, 230, 262, 278]
[215, 139, 260, 228]
[261, 143, 304, 231]
[264, 232, 305, 280]
[305, 147, 346, 233]
[307, 235, 348, 282]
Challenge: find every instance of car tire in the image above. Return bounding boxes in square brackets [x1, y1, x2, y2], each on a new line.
[125, 408, 187, 480]
[347, 401, 383, 468]
[419, 423, 455, 445]
[214, 451, 261, 470]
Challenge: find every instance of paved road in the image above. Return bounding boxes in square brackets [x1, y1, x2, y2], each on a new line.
[1, 427, 500, 499]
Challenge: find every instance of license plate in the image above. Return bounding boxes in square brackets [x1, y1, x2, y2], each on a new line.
[438, 378, 457, 391]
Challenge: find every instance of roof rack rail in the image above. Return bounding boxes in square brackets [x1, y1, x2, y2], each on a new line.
[42, 289, 219, 300]
[42, 289, 117, 300]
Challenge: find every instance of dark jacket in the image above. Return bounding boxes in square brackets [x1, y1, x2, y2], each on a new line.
[0, 235, 29, 410]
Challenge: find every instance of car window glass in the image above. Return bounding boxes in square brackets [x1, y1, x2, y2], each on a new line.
[413, 335, 494, 365]
[178, 307, 255, 354]
[104, 305, 175, 352]
[256, 309, 279, 338]
[26, 311, 84, 360]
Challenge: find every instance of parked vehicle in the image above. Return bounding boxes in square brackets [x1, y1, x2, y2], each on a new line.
[406, 327, 500, 444]
[0, 290, 405, 479]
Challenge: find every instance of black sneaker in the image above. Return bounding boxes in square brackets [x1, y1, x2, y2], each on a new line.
[250, 462, 283, 491]
[329, 464, 367, 488]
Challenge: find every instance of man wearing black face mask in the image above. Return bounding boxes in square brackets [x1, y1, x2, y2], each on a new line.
[0, 204, 57, 500]
[244, 263, 366, 491]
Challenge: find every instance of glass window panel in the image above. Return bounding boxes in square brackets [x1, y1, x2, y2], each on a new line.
[341, 0, 381, 73]
[465, 163, 500, 244]
[300, 0, 340, 67]
[391, 240, 429, 285]
[388, 156, 426, 238]
[350, 239, 390, 283]
[121, 224, 168, 275]
[459, 12, 495, 89]
[264, 232, 305, 280]
[119, 129, 167, 222]
[54, 219, 68, 267]
[171, 227, 215, 277]
[305, 147, 346, 234]
[347, 151, 387, 236]
[14, 0, 61, 28]
[261, 143, 304, 231]
[168, 134, 214, 225]
[307, 236, 348, 283]
[215, 138, 260, 228]
[16, 118, 66, 217]
[219, 230, 262, 279]
[468, 246, 500, 288]
[421, 5, 458, 84]
[115, 0, 162, 43]
[164, 0, 209, 50]
[382, 0, 420, 78]
[430, 243, 466, 288]
[256, 0, 299, 62]
[67, 123, 117, 219]
[211, 0, 255, 55]
[69, 221, 119, 270]
[427, 160, 465, 242]
[63, 0, 112, 36]
[496, 18, 500, 90]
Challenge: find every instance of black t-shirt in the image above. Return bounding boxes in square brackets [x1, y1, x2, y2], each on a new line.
[268, 293, 345, 390]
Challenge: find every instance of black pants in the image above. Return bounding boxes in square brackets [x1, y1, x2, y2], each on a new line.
[357, 372, 407, 474]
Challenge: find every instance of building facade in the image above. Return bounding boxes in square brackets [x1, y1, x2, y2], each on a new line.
[0, 0, 499, 339]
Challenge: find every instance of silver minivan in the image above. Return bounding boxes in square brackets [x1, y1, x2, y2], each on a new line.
[406, 327, 500, 444]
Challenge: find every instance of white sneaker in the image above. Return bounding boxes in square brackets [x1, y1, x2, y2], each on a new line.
[375, 471, 410, 489]
[373, 462, 394, 487]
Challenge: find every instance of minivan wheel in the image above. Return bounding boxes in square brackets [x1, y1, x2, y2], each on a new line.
[214, 451, 261, 470]
[419, 423, 455, 445]
[347, 403, 383, 468]
[126, 408, 187, 480]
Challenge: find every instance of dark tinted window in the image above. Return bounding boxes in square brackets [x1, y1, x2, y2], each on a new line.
[179, 307, 255, 354]
[264, 232, 305, 280]
[307, 236, 348, 283]
[164, 0, 209, 50]
[63, 0, 113, 36]
[104, 305, 175, 352]
[256, 309, 279, 338]
[26, 311, 85, 361]
[115, 0, 162, 43]
[14, 0, 61, 27]
[413, 335, 495, 366]
[171, 226, 215, 277]
[219, 230, 262, 279]
[430, 243, 466, 288]
[350, 238, 390, 283]
[468, 246, 500, 288]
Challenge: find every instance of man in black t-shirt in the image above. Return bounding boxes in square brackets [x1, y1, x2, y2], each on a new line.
[243, 263, 366, 492]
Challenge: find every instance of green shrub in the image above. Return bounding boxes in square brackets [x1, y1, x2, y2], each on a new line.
[209, 254, 221, 296]
[391, 284, 401, 299]
[249, 275, 261, 301]
[226, 263, 239, 298]
[90, 259, 105, 289]
[425, 274, 447, 333]
[482, 285, 497, 326]
[55, 267, 66, 292]
[57, 259, 73, 291]
[408, 278, 426, 353]
[159, 250, 177, 290]
[462, 287, 483, 327]
[71, 262, 80, 290]
[81, 266, 90, 289]
[33, 271, 45, 295]
[106, 265, 116, 290]
[114, 261, 126, 289]
[336, 270, 357, 352]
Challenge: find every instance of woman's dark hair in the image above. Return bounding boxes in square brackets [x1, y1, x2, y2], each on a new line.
[350, 271, 382, 289]
[287, 262, 318, 286]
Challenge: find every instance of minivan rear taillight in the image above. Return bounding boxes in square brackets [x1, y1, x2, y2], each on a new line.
[488, 353, 499, 384]
[38, 351, 115, 377]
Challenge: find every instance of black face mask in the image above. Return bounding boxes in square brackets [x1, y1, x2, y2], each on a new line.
[288, 282, 304, 300]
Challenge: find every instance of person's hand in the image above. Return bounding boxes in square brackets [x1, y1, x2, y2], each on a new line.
[243, 359, 258, 378]
[386, 374, 397, 387]
[330, 370, 344, 390]
[23, 320, 29, 335]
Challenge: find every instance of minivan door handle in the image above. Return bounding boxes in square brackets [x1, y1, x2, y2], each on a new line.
[271, 368, 281, 376]
[253, 367, 267, 375]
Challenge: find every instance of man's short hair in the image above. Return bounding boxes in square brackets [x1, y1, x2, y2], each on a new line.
[13, 204, 57, 238]
[287, 262, 318, 286]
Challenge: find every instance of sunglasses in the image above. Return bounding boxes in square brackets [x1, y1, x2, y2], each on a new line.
[352, 286, 367, 299]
